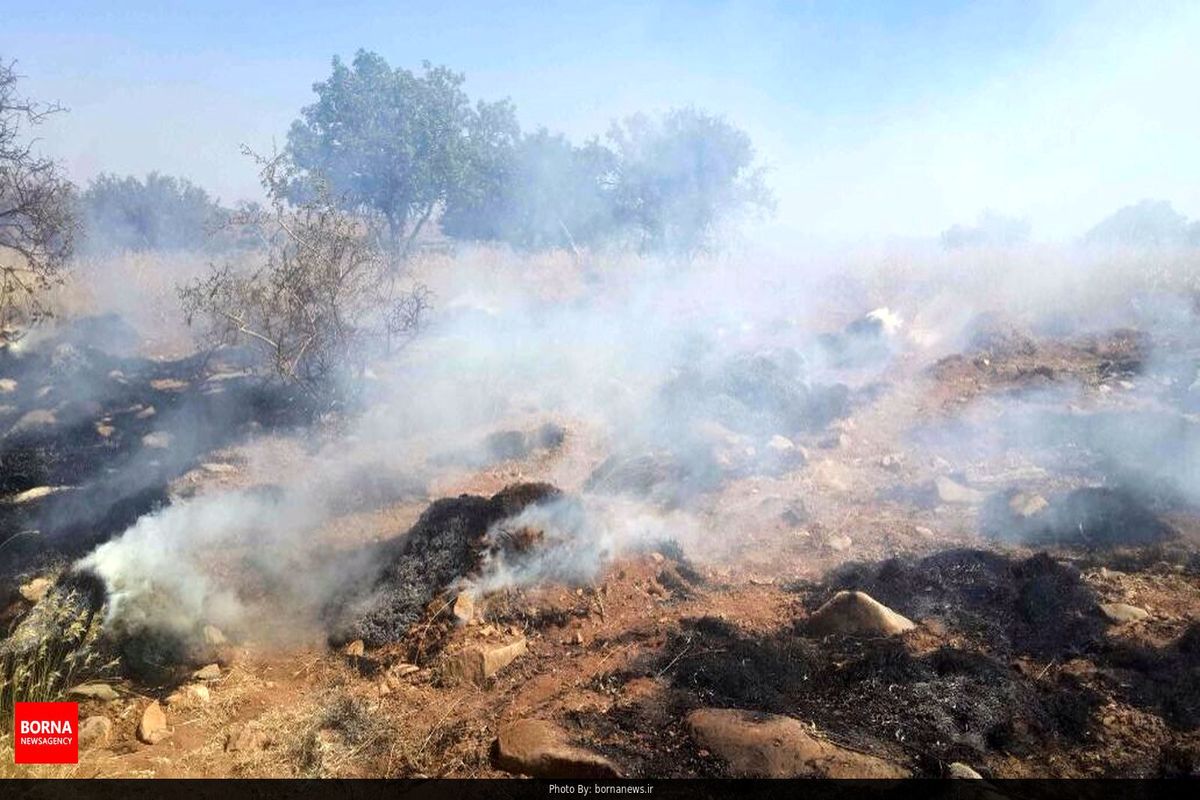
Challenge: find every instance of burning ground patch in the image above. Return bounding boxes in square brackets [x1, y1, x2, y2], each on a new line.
[326, 482, 563, 647]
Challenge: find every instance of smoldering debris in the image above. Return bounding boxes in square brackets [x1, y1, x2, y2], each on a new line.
[981, 487, 1178, 549]
[327, 483, 563, 647]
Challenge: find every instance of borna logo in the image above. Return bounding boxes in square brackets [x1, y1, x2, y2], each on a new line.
[12, 702, 79, 764]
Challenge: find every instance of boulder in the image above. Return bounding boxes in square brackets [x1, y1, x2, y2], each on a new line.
[687, 708, 908, 778]
[79, 716, 113, 749]
[806, 591, 915, 637]
[444, 637, 527, 686]
[1100, 603, 1150, 623]
[492, 719, 622, 778]
[935, 476, 988, 505]
[137, 702, 169, 744]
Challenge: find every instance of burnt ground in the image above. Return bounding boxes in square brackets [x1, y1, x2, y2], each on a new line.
[0, 317, 312, 582]
[3, 311, 1200, 778]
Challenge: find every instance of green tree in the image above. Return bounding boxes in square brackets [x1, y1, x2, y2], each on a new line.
[80, 172, 232, 253]
[442, 129, 618, 251]
[286, 50, 517, 255]
[608, 108, 773, 255]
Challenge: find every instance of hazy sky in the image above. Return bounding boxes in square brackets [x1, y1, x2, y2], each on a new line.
[3, 1, 1198, 241]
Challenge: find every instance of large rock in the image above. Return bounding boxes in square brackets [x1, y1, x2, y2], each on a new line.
[687, 708, 908, 778]
[806, 591, 915, 637]
[492, 719, 622, 778]
[444, 637, 527, 686]
[137, 702, 170, 744]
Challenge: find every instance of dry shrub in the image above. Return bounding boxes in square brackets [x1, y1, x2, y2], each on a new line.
[179, 149, 430, 406]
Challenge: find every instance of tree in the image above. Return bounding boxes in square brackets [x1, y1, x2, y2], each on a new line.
[179, 149, 429, 405]
[441, 129, 618, 251]
[286, 50, 517, 255]
[0, 59, 75, 336]
[80, 172, 233, 253]
[1084, 199, 1191, 247]
[607, 108, 773, 255]
[940, 210, 1031, 249]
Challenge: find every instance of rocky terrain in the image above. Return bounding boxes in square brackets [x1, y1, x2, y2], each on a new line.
[2, 262, 1200, 780]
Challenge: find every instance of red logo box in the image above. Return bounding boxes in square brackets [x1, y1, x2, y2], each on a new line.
[13, 702, 79, 764]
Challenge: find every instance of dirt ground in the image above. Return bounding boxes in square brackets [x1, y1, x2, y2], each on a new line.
[3, 303, 1200, 779]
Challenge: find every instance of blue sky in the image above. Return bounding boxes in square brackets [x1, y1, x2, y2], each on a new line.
[3, 1, 1197, 240]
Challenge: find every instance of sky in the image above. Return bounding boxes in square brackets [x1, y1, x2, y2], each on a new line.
[3, 1, 1198, 242]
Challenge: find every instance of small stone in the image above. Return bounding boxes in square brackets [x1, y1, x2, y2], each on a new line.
[137, 702, 169, 744]
[948, 762, 983, 779]
[806, 591, 915, 637]
[1008, 492, 1048, 518]
[193, 663, 222, 681]
[18, 577, 52, 603]
[184, 684, 211, 704]
[79, 716, 112, 749]
[390, 663, 419, 678]
[826, 534, 853, 552]
[492, 719, 622, 778]
[767, 435, 795, 453]
[203, 624, 227, 646]
[6, 486, 68, 506]
[935, 476, 988, 505]
[135, 405, 156, 419]
[452, 593, 475, 625]
[225, 724, 264, 752]
[444, 637, 527, 686]
[342, 639, 365, 658]
[201, 462, 237, 475]
[573, 632, 584, 646]
[68, 683, 121, 702]
[95, 422, 115, 438]
[0, 378, 15, 393]
[142, 431, 172, 449]
[1100, 603, 1149, 623]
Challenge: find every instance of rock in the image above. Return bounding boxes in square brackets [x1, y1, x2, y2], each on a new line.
[878, 453, 904, 472]
[79, 716, 112, 749]
[135, 405, 156, 419]
[95, 422, 115, 438]
[826, 534, 853, 552]
[806, 591, 915, 637]
[1100, 603, 1149, 623]
[767, 435, 796, 454]
[137, 702, 169, 744]
[1008, 492, 1048, 518]
[201, 462, 237, 475]
[193, 663, 222, 681]
[341, 639, 365, 657]
[935, 476, 988, 505]
[225, 724, 264, 753]
[687, 708, 908, 778]
[67, 683, 121, 702]
[492, 719, 622, 778]
[10, 409, 56, 433]
[203, 624, 227, 645]
[444, 637, 527, 686]
[947, 762, 984, 779]
[0, 378, 15, 393]
[182, 684, 211, 704]
[18, 577, 53, 603]
[452, 592, 475, 625]
[6, 486, 68, 506]
[141, 431, 172, 449]
[391, 663, 419, 678]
